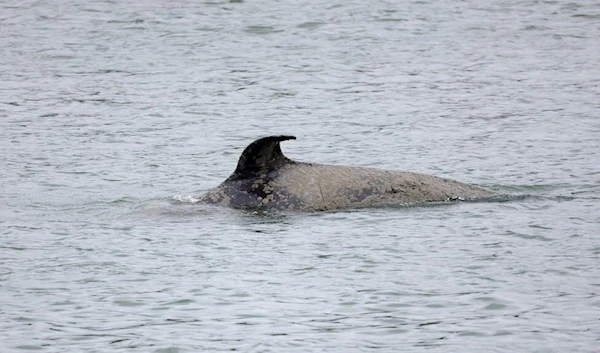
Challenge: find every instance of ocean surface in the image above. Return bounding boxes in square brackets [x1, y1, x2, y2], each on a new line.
[1, 0, 599, 352]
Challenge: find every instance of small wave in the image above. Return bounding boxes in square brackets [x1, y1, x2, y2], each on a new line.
[172, 194, 200, 203]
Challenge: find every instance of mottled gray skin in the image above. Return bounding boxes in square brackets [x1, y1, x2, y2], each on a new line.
[199, 135, 494, 211]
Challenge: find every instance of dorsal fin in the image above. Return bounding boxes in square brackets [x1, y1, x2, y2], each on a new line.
[227, 135, 296, 181]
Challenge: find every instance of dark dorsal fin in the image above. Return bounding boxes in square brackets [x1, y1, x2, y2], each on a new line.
[227, 135, 296, 181]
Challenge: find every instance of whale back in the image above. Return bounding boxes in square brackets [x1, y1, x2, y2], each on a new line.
[277, 164, 493, 210]
[199, 136, 494, 211]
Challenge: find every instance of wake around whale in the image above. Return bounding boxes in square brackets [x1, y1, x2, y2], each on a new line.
[198, 135, 494, 211]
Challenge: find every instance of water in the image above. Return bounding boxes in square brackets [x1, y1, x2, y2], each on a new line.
[1, 0, 599, 352]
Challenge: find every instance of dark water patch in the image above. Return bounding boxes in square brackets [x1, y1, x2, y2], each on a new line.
[14, 346, 43, 351]
[113, 300, 146, 307]
[374, 17, 408, 22]
[297, 21, 326, 29]
[244, 26, 284, 35]
[505, 230, 553, 242]
[572, 13, 600, 19]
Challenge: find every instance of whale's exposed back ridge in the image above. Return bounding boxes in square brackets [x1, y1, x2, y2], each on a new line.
[200, 135, 494, 211]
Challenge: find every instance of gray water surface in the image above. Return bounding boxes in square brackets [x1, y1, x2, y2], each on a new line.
[1, 0, 600, 352]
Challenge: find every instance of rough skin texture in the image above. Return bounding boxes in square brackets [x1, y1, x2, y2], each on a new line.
[200, 162, 494, 211]
[198, 136, 494, 211]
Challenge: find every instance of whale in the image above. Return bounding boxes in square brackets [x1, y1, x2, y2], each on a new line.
[198, 135, 494, 211]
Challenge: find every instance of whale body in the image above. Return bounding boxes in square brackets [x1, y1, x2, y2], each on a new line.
[198, 135, 494, 211]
